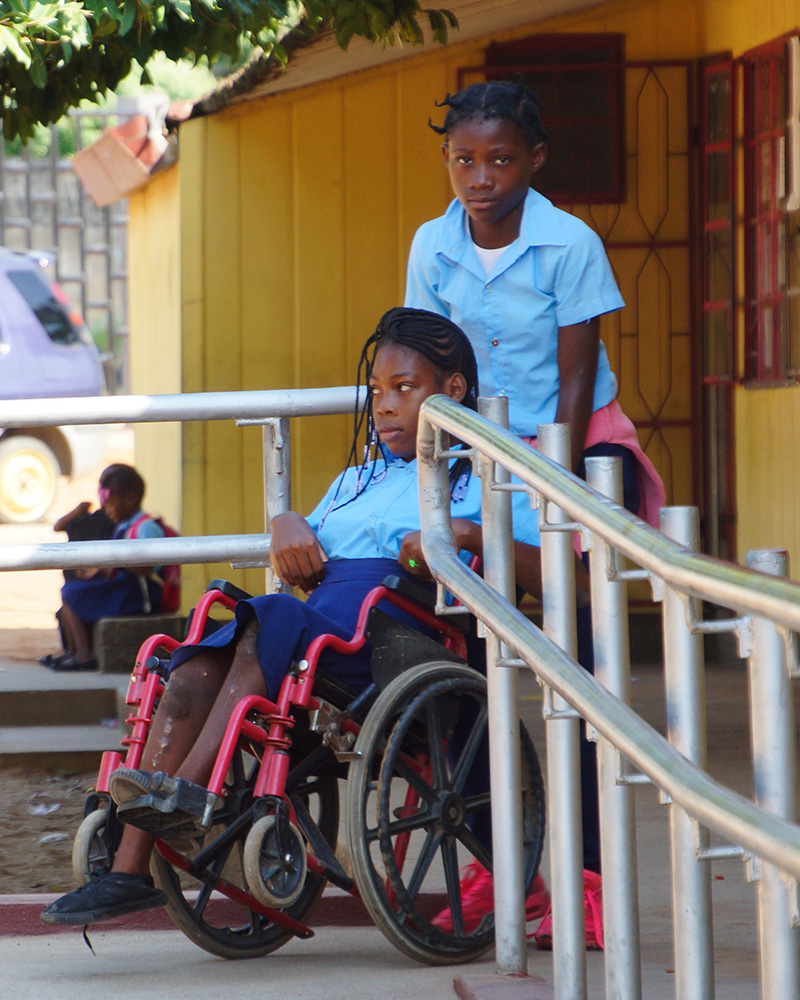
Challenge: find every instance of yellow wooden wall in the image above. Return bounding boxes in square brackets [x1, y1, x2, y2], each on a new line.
[127, 163, 183, 534]
[698, 0, 800, 571]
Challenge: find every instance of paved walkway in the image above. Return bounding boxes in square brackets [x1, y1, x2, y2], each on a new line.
[0, 659, 788, 999]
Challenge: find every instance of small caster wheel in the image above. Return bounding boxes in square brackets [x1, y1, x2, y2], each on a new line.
[72, 808, 113, 885]
[244, 815, 308, 909]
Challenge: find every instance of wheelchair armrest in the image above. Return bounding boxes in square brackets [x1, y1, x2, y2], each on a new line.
[381, 574, 468, 634]
[205, 578, 253, 603]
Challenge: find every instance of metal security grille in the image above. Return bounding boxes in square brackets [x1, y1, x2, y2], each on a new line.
[561, 61, 697, 514]
[0, 112, 129, 391]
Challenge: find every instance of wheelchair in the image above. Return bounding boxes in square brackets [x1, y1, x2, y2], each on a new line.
[72, 574, 546, 965]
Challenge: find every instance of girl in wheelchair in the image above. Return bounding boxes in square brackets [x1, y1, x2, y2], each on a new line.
[42, 306, 565, 942]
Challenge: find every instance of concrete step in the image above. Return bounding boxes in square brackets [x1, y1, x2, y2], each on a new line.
[0, 663, 130, 769]
[0, 664, 128, 727]
[0, 723, 127, 771]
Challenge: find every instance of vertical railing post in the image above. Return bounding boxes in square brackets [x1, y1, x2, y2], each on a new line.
[585, 456, 642, 1000]
[263, 417, 291, 594]
[538, 423, 586, 1000]
[478, 397, 527, 976]
[745, 549, 800, 1000]
[660, 506, 715, 1000]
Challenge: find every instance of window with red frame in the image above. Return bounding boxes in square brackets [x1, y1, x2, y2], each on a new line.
[743, 37, 800, 383]
[700, 57, 736, 384]
[474, 34, 625, 205]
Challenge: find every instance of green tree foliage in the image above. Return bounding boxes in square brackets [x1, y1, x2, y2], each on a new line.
[0, 0, 457, 141]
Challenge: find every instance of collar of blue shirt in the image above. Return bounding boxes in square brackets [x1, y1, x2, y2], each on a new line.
[435, 188, 568, 277]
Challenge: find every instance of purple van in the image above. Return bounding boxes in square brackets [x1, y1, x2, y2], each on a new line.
[0, 248, 109, 523]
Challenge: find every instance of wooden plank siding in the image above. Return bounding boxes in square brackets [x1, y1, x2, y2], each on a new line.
[126, 164, 183, 534]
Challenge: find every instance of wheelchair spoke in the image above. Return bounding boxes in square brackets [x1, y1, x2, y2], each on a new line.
[391, 752, 437, 804]
[455, 826, 492, 872]
[449, 702, 489, 794]
[191, 880, 215, 917]
[383, 804, 437, 837]
[462, 790, 491, 814]
[424, 701, 447, 788]
[402, 826, 445, 904]
[440, 835, 466, 936]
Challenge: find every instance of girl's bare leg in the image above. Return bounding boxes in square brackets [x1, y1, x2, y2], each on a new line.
[112, 646, 233, 876]
[112, 620, 267, 876]
[59, 604, 93, 661]
[176, 618, 267, 786]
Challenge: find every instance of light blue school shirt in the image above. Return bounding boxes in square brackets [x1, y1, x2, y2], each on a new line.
[405, 189, 625, 438]
[306, 452, 540, 562]
[114, 511, 165, 541]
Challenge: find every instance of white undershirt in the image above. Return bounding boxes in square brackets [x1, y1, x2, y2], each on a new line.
[473, 241, 512, 277]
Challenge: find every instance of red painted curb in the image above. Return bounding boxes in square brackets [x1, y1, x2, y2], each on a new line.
[0, 889, 448, 937]
[0, 889, 374, 937]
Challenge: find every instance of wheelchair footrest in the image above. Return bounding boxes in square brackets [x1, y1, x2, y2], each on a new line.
[117, 777, 218, 839]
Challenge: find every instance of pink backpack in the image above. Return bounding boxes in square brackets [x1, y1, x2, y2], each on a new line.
[127, 514, 181, 614]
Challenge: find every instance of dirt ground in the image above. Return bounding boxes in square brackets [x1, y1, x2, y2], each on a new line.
[0, 429, 133, 895]
[1, 766, 100, 894]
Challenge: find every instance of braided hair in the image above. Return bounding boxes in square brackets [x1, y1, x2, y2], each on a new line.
[321, 307, 480, 525]
[429, 78, 549, 147]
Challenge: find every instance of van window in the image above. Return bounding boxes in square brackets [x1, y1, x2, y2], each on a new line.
[7, 269, 81, 346]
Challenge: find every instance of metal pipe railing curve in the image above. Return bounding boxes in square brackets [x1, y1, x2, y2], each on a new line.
[419, 395, 800, 633]
[418, 525, 800, 881]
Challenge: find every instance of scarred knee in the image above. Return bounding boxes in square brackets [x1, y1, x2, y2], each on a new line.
[160, 654, 228, 722]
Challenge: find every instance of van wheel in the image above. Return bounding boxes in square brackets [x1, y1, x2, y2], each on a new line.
[0, 436, 60, 524]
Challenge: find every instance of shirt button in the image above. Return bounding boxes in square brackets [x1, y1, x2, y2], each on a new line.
[486, 284, 492, 291]
[491, 338, 499, 347]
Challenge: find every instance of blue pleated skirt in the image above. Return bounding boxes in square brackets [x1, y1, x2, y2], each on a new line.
[169, 558, 434, 699]
[62, 572, 163, 623]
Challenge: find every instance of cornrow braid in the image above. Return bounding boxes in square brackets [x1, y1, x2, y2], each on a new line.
[322, 308, 480, 523]
[429, 78, 549, 147]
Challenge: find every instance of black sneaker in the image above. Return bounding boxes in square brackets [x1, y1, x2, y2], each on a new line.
[40, 872, 166, 926]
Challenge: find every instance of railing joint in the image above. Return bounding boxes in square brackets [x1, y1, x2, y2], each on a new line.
[541, 684, 581, 720]
[689, 614, 747, 636]
[614, 747, 651, 786]
[735, 617, 755, 659]
[693, 818, 748, 862]
[776, 625, 800, 678]
[538, 521, 581, 534]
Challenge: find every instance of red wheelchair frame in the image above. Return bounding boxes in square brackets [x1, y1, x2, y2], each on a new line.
[75, 578, 545, 965]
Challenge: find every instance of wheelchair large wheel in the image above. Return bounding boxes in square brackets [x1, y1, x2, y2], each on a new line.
[152, 746, 339, 960]
[346, 661, 545, 966]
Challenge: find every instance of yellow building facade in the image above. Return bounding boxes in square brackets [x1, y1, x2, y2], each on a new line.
[128, 0, 800, 598]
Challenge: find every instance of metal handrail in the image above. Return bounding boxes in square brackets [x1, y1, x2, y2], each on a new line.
[0, 534, 271, 572]
[417, 394, 800, 999]
[418, 524, 800, 876]
[418, 395, 800, 632]
[0, 386, 362, 427]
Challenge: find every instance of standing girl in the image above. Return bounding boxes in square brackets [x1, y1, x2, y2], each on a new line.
[405, 78, 663, 521]
[405, 78, 666, 949]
